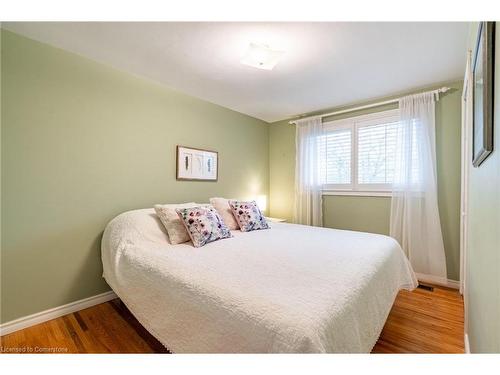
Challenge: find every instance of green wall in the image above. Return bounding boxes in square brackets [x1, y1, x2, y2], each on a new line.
[323, 196, 391, 235]
[269, 81, 463, 281]
[465, 23, 500, 353]
[0, 30, 269, 323]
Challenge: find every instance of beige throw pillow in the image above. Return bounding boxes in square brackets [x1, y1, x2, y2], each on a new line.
[209, 197, 239, 230]
[154, 202, 199, 244]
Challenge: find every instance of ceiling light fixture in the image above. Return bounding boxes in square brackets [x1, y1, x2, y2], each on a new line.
[240, 43, 285, 70]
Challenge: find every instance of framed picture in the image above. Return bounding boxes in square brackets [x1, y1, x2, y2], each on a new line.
[176, 145, 218, 181]
[472, 21, 495, 167]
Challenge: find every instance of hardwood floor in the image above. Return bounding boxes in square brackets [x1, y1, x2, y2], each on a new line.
[372, 285, 464, 353]
[1, 285, 463, 354]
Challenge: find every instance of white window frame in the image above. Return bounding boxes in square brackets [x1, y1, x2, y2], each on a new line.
[322, 108, 400, 196]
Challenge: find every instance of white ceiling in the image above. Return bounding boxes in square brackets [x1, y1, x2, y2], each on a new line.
[3, 22, 469, 122]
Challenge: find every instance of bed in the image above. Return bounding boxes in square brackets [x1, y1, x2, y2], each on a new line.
[101, 208, 417, 353]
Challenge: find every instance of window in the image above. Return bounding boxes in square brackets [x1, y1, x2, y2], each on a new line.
[318, 124, 352, 185]
[321, 109, 400, 194]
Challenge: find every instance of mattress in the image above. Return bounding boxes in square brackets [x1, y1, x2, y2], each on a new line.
[101, 208, 417, 353]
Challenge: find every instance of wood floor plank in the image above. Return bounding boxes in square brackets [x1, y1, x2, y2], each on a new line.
[372, 286, 464, 353]
[73, 312, 88, 332]
[78, 303, 131, 353]
[62, 315, 87, 353]
[1, 285, 463, 354]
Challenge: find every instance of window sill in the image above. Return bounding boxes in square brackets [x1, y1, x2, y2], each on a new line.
[322, 190, 392, 197]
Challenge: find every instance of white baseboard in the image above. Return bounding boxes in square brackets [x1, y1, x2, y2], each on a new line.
[415, 273, 460, 289]
[464, 334, 470, 354]
[0, 290, 117, 336]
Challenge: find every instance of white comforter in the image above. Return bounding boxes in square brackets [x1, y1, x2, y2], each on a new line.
[101, 208, 417, 353]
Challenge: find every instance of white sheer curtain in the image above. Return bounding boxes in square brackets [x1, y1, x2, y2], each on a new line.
[390, 92, 447, 281]
[294, 116, 324, 226]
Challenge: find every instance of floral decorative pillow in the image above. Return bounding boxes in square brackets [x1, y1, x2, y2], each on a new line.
[228, 200, 269, 232]
[176, 205, 232, 247]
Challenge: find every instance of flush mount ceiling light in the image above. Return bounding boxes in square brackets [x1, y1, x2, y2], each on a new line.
[240, 43, 285, 70]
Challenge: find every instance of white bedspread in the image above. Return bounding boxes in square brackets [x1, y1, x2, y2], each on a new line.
[101, 208, 417, 353]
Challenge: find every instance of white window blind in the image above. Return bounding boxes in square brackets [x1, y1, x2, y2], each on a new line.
[319, 127, 352, 186]
[357, 121, 398, 185]
[322, 109, 401, 192]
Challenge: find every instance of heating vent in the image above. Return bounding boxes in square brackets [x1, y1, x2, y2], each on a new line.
[417, 284, 434, 292]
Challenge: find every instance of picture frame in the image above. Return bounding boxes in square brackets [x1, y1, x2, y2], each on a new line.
[472, 21, 495, 167]
[176, 145, 218, 181]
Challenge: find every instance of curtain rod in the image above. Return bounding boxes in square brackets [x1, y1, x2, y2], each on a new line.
[288, 86, 451, 124]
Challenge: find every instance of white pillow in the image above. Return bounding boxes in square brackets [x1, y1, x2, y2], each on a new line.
[154, 202, 199, 244]
[209, 197, 239, 230]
